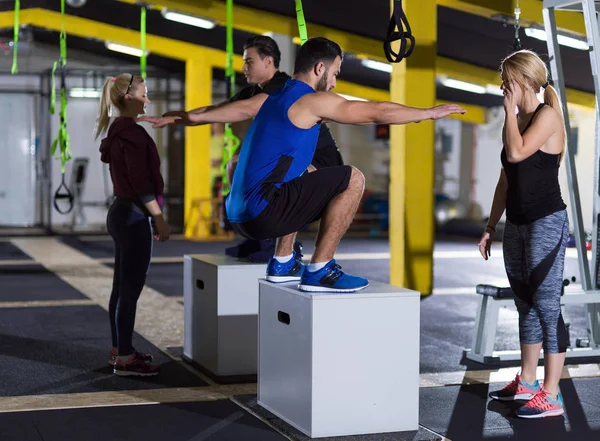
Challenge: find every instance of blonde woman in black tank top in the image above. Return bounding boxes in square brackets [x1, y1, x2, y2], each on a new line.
[478, 50, 568, 419]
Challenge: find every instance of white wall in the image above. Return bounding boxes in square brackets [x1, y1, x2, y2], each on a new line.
[473, 105, 596, 232]
[0, 40, 141, 73]
[0, 94, 37, 226]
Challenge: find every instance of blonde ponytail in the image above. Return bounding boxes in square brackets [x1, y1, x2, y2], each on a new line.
[544, 84, 567, 161]
[95, 78, 113, 140]
[543, 84, 563, 117]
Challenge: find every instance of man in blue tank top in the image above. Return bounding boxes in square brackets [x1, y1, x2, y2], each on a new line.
[141, 36, 343, 263]
[151, 37, 466, 292]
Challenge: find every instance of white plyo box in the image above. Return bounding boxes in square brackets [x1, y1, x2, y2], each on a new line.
[183, 254, 266, 378]
[257, 280, 421, 438]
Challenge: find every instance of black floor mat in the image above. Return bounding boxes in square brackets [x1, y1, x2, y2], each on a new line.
[0, 242, 32, 260]
[0, 305, 207, 396]
[419, 378, 600, 441]
[145, 262, 184, 297]
[0, 265, 88, 302]
[234, 394, 443, 441]
[0, 400, 288, 441]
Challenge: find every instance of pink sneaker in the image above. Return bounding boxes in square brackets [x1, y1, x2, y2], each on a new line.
[489, 374, 541, 401]
[516, 389, 565, 419]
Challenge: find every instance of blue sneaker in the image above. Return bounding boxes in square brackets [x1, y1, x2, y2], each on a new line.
[266, 251, 305, 283]
[299, 260, 369, 293]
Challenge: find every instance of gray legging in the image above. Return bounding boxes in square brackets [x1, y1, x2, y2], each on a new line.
[502, 209, 569, 354]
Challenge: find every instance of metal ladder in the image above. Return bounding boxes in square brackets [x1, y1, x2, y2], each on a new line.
[543, 0, 600, 346]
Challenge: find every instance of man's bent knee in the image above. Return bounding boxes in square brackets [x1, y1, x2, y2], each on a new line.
[349, 166, 365, 190]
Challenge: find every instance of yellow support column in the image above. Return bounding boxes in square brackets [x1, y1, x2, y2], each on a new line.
[184, 58, 212, 239]
[389, 0, 437, 295]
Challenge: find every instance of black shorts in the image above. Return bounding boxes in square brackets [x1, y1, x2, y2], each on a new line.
[231, 165, 352, 240]
[312, 146, 344, 169]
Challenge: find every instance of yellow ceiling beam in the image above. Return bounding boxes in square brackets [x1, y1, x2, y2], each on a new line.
[436, 0, 513, 17]
[117, 0, 588, 64]
[0, 9, 379, 101]
[437, 56, 595, 110]
[13, 8, 242, 71]
[112, 0, 595, 109]
[438, 100, 486, 124]
[438, 56, 500, 87]
[1, 8, 487, 123]
[117, 0, 390, 63]
[0, 9, 373, 100]
[438, 0, 586, 35]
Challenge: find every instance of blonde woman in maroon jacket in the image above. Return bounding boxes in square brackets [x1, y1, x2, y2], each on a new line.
[95, 74, 170, 376]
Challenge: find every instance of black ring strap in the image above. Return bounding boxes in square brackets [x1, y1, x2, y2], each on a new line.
[53, 173, 74, 214]
[383, 0, 415, 63]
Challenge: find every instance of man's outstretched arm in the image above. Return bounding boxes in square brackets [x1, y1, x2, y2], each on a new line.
[307, 93, 466, 126]
[139, 94, 269, 128]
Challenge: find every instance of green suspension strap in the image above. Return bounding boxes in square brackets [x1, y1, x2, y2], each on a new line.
[50, 0, 74, 214]
[220, 0, 240, 197]
[295, 0, 308, 45]
[11, 0, 20, 74]
[140, 6, 147, 80]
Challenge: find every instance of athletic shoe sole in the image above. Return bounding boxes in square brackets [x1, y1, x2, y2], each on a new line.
[517, 408, 564, 419]
[109, 355, 152, 366]
[298, 283, 369, 293]
[266, 275, 302, 283]
[113, 370, 159, 377]
[489, 393, 536, 401]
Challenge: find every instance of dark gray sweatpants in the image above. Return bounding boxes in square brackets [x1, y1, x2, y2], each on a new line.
[502, 209, 569, 354]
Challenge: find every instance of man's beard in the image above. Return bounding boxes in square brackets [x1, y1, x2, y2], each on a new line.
[316, 69, 329, 92]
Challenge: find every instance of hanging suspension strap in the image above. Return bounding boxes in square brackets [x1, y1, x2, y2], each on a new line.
[220, 0, 240, 197]
[295, 0, 308, 45]
[513, 1, 522, 51]
[11, 0, 20, 74]
[50, 0, 74, 214]
[384, 0, 415, 63]
[140, 5, 147, 79]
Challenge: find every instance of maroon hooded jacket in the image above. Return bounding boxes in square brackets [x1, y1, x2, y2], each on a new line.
[100, 117, 164, 212]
